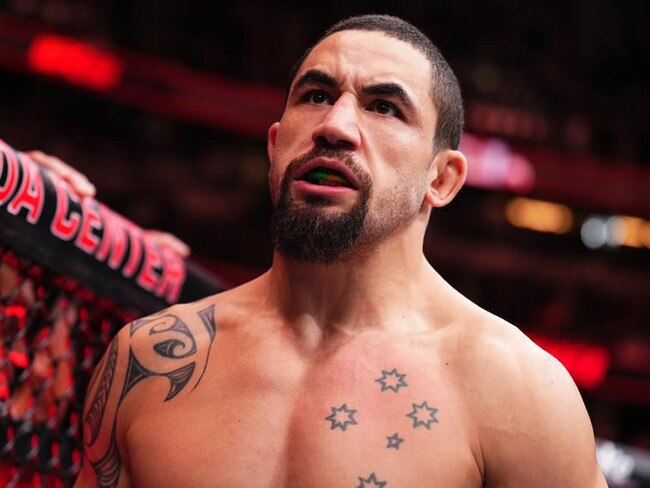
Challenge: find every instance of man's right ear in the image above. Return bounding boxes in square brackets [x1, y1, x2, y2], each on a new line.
[267, 122, 280, 162]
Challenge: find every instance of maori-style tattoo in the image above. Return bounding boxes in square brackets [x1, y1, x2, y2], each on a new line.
[147, 315, 197, 358]
[386, 433, 403, 450]
[120, 347, 197, 402]
[164, 362, 196, 400]
[89, 428, 121, 488]
[86, 306, 217, 488]
[121, 348, 154, 396]
[356, 473, 387, 487]
[128, 310, 163, 336]
[194, 304, 216, 388]
[374, 368, 408, 393]
[84, 339, 118, 446]
[86, 344, 109, 394]
[325, 404, 358, 431]
[406, 401, 439, 429]
[198, 304, 217, 341]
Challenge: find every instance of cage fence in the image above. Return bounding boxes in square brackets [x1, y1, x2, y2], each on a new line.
[1, 140, 222, 487]
[1, 247, 133, 487]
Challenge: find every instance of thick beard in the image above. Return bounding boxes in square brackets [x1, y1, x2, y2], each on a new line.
[270, 148, 372, 265]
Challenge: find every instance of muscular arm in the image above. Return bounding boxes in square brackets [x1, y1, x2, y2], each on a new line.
[472, 327, 607, 487]
[74, 302, 217, 488]
[74, 327, 132, 488]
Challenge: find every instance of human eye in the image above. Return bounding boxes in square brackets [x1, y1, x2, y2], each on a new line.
[367, 100, 401, 117]
[301, 89, 332, 105]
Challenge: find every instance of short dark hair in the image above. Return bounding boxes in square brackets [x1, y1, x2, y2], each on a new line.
[286, 14, 464, 150]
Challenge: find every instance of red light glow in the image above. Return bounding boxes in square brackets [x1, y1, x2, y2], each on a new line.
[27, 33, 124, 91]
[460, 133, 536, 193]
[529, 334, 610, 389]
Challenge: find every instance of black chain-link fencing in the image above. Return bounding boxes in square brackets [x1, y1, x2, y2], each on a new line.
[1, 247, 133, 487]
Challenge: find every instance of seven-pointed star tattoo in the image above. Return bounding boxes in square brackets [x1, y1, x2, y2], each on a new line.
[325, 404, 358, 431]
[406, 401, 439, 429]
[375, 368, 408, 393]
[356, 472, 387, 488]
[386, 433, 404, 450]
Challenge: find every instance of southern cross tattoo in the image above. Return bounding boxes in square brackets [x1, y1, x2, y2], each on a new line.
[356, 472, 387, 488]
[325, 404, 358, 431]
[406, 401, 439, 429]
[375, 368, 408, 393]
[386, 433, 404, 450]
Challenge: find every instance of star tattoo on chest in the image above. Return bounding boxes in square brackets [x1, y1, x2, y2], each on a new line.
[406, 401, 439, 429]
[325, 404, 358, 431]
[374, 368, 408, 393]
[386, 433, 404, 450]
[356, 472, 387, 488]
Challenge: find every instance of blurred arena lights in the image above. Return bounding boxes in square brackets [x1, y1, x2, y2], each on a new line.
[460, 133, 536, 193]
[505, 197, 574, 234]
[502, 198, 650, 251]
[27, 33, 124, 91]
[581, 214, 650, 250]
[596, 440, 637, 486]
[528, 334, 610, 390]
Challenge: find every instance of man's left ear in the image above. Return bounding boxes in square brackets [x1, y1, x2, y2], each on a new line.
[424, 149, 468, 208]
[267, 122, 280, 163]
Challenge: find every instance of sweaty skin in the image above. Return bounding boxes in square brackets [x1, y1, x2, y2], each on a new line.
[74, 30, 607, 488]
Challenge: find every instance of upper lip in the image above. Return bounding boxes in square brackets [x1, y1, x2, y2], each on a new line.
[293, 157, 361, 189]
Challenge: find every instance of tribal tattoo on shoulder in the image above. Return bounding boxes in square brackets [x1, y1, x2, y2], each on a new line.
[83, 304, 217, 488]
[84, 339, 119, 447]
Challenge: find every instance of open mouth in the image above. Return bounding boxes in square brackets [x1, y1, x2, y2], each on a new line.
[296, 167, 355, 188]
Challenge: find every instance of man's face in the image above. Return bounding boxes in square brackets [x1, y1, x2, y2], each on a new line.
[268, 30, 438, 263]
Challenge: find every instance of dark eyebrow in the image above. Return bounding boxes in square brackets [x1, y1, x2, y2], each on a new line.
[362, 83, 415, 111]
[293, 69, 338, 92]
[291, 71, 417, 116]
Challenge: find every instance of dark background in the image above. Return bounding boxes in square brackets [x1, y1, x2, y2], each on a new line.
[1, 1, 648, 483]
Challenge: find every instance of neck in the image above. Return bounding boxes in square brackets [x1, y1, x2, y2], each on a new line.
[263, 221, 445, 341]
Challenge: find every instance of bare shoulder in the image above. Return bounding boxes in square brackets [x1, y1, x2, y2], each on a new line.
[451, 309, 606, 487]
[75, 276, 270, 486]
[128, 297, 219, 353]
[74, 298, 220, 487]
[457, 310, 570, 395]
[125, 271, 265, 355]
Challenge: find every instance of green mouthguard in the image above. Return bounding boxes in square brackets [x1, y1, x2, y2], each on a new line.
[308, 169, 347, 185]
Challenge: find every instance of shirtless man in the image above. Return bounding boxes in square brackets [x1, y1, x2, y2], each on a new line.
[73, 15, 607, 487]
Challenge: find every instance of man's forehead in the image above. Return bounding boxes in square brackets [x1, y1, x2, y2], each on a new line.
[296, 30, 432, 95]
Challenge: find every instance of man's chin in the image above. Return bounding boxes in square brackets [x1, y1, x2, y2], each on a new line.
[271, 172, 371, 265]
[270, 208, 366, 265]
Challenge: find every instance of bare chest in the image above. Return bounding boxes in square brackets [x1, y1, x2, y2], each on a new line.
[124, 334, 482, 488]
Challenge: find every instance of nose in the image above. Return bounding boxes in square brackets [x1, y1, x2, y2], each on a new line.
[311, 93, 361, 150]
